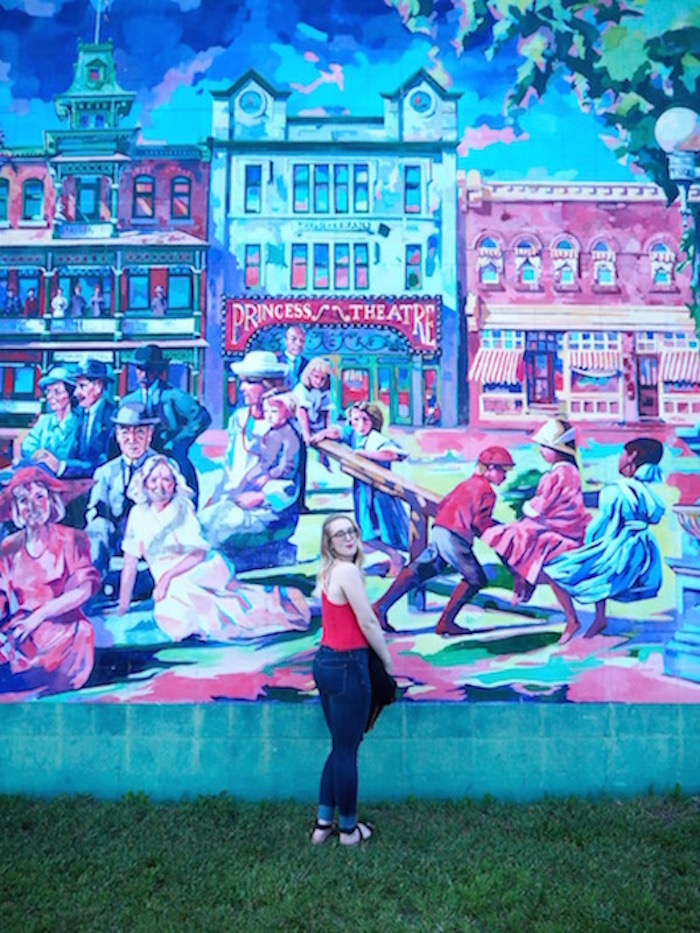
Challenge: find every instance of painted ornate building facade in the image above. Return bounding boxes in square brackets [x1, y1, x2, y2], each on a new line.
[0, 40, 209, 452]
[460, 173, 700, 426]
[207, 70, 462, 426]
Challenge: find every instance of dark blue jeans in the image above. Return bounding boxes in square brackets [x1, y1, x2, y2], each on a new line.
[313, 646, 371, 830]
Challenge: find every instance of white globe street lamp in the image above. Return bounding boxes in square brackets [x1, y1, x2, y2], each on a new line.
[654, 107, 700, 233]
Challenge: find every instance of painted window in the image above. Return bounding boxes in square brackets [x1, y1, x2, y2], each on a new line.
[649, 241, 674, 287]
[128, 273, 150, 310]
[291, 244, 307, 289]
[480, 263, 499, 285]
[477, 235, 503, 286]
[406, 244, 422, 289]
[171, 176, 191, 219]
[334, 243, 350, 290]
[22, 180, 44, 221]
[77, 178, 101, 222]
[569, 331, 620, 351]
[133, 175, 155, 219]
[481, 330, 525, 350]
[168, 272, 192, 310]
[244, 165, 262, 213]
[293, 165, 309, 213]
[520, 260, 536, 284]
[314, 164, 329, 213]
[245, 245, 261, 289]
[404, 164, 421, 213]
[353, 164, 369, 213]
[0, 179, 9, 223]
[592, 240, 616, 286]
[559, 264, 575, 285]
[354, 243, 369, 289]
[334, 165, 349, 213]
[314, 244, 329, 289]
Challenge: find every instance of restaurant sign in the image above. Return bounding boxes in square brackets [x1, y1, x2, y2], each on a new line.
[225, 296, 440, 353]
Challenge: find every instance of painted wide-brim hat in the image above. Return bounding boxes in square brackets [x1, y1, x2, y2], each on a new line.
[532, 419, 577, 456]
[74, 359, 115, 383]
[0, 466, 93, 522]
[230, 350, 288, 379]
[38, 365, 76, 390]
[111, 401, 160, 427]
[131, 343, 167, 370]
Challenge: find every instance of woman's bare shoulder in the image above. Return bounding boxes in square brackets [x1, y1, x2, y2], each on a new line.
[330, 560, 364, 586]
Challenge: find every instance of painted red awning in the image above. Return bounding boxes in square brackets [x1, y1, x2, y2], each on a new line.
[660, 349, 700, 384]
[569, 350, 622, 372]
[469, 348, 524, 384]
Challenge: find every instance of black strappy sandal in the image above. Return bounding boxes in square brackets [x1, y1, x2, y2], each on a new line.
[310, 820, 336, 846]
[339, 821, 374, 847]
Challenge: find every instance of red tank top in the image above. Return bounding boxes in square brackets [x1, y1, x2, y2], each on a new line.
[320, 591, 369, 650]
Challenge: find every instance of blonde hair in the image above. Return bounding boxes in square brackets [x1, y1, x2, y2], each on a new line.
[316, 513, 364, 591]
[11, 483, 65, 527]
[128, 454, 194, 505]
[300, 357, 332, 389]
[262, 390, 297, 419]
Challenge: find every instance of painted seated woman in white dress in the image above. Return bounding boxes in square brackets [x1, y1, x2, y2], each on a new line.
[117, 455, 310, 642]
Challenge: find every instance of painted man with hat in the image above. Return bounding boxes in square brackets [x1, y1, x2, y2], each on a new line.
[482, 418, 590, 604]
[373, 446, 515, 636]
[50, 358, 118, 480]
[0, 466, 99, 697]
[84, 401, 158, 576]
[20, 365, 79, 467]
[122, 344, 211, 505]
[200, 350, 300, 552]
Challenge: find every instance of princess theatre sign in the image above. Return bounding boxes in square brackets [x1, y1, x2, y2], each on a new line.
[225, 296, 440, 354]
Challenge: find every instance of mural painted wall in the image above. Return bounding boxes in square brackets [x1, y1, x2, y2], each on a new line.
[1, 0, 700, 704]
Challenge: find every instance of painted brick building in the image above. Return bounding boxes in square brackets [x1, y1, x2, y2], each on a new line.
[460, 172, 700, 426]
[0, 39, 209, 449]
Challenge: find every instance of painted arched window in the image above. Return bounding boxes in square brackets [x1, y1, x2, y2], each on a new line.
[133, 175, 155, 219]
[171, 176, 191, 219]
[480, 262, 499, 285]
[22, 179, 44, 221]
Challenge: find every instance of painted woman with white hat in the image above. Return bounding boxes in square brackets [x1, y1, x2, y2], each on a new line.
[20, 365, 79, 468]
[200, 350, 299, 552]
[482, 418, 589, 604]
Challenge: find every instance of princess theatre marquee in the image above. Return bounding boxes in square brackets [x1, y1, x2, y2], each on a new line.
[224, 297, 441, 355]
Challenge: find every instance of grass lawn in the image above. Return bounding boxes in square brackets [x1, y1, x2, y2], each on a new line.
[0, 793, 698, 932]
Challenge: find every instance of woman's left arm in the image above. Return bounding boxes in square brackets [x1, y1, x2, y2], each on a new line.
[13, 580, 95, 644]
[153, 549, 207, 602]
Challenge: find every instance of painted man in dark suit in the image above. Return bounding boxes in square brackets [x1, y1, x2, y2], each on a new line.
[122, 344, 211, 505]
[35, 358, 117, 480]
[85, 401, 158, 576]
[275, 325, 309, 390]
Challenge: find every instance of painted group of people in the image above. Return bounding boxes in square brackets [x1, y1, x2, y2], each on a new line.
[0, 341, 315, 698]
[374, 418, 667, 644]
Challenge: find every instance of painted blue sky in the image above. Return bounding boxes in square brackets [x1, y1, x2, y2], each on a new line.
[0, 0, 640, 183]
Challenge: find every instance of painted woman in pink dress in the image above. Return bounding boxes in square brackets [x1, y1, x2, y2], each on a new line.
[117, 455, 310, 641]
[482, 419, 590, 604]
[0, 467, 99, 698]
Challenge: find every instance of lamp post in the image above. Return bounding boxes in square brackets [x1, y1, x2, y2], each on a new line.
[654, 107, 700, 289]
[655, 108, 700, 683]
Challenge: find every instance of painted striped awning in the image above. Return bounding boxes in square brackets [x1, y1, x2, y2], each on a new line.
[660, 348, 700, 384]
[569, 350, 622, 372]
[469, 348, 524, 384]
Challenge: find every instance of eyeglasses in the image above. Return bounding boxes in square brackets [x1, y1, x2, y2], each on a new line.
[330, 528, 358, 541]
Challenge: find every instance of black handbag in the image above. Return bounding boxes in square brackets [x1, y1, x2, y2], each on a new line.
[366, 648, 397, 732]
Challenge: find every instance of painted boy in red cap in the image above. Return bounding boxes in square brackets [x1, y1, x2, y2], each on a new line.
[373, 446, 514, 636]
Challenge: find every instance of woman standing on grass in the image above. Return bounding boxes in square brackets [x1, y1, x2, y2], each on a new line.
[311, 513, 393, 847]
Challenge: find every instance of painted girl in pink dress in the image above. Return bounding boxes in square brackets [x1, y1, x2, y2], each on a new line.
[482, 419, 590, 604]
[0, 466, 99, 698]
